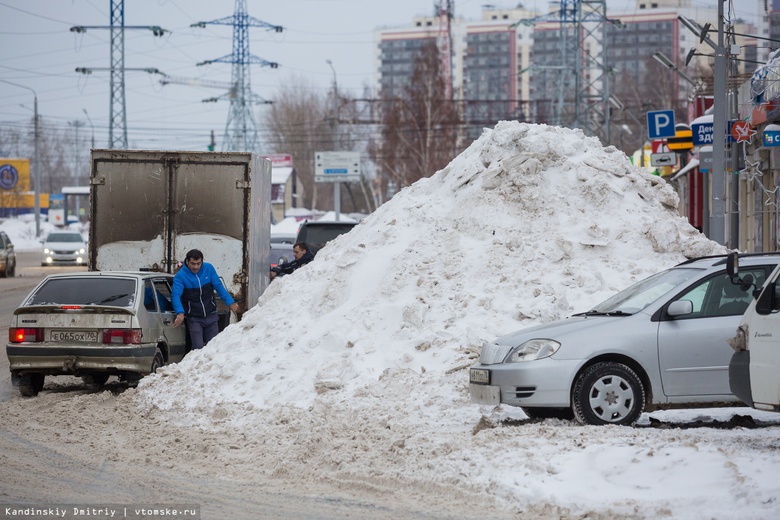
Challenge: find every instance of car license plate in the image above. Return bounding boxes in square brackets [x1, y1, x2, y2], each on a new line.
[51, 330, 98, 342]
[470, 368, 490, 384]
[470, 383, 501, 405]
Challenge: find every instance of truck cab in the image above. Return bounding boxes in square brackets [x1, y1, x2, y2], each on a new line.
[727, 252, 780, 412]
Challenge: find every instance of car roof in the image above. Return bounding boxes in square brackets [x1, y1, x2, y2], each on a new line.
[675, 253, 780, 269]
[42, 271, 172, 279]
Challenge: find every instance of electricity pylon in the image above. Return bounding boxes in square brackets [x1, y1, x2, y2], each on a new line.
[192, 0, 282, 154]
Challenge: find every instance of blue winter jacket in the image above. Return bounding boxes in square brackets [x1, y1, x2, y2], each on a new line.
[171, 261, 235, 318]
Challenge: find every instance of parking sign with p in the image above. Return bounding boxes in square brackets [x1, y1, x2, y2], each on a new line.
[647, 110, 676, 139]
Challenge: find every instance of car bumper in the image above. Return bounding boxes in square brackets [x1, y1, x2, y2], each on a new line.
[469, 358, 582, 408]
[6, 343, 158, 375]
[42, 254, 86, 265]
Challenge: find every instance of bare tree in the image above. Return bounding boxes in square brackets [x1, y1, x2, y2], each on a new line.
[371, 41, 461, 198]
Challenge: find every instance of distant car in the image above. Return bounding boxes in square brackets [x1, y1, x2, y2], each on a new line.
[41, 231, 87, 266]
[0, 230, 16, 277]
[469, 254, 780, 426]
[6, 271, 186, 396]
[295, 220, 357, 255]
[270, 233, 297, 245]
[270, 243, 294, 269]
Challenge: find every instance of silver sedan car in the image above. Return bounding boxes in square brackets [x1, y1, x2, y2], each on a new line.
[469, 254, 780, 426]
[6, 271, 186, 396]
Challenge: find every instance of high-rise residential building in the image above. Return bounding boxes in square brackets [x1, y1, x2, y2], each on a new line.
[374, 1, 755, 148]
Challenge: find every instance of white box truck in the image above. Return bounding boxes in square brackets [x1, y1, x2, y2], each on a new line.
[88, 149, 271, 327]
[727, 252, 780, 412]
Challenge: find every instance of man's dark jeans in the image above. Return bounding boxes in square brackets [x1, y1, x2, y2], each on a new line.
[186, 313, 220, 349]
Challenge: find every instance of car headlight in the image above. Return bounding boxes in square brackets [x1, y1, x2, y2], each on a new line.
[78, 248, 85, 254]
[43, 248, 50, 254]
[505, 339, 561, 363]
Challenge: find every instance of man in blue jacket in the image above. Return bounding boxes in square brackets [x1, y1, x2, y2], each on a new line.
[172, 249, 239, 349]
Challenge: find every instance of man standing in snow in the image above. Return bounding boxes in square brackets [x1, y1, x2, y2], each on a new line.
[270, 241, 314, 280]
[172, 249, 239, 349]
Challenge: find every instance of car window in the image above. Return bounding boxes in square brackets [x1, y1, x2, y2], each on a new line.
[153, 279, 174, 312]
[45, 233, 84, 243]
[674, 268, 767, 319]
[143, 280, 158, 311]
[592, 268, 700, 314]
[27, 278, 136, 307]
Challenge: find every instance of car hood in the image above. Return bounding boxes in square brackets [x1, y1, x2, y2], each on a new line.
[494, 313, 638, 346]
[44, 241, 86, 250]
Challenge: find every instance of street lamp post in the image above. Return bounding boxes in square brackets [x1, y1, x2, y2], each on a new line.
[83, 108, 96, 149]
[1, 80, 41, 237]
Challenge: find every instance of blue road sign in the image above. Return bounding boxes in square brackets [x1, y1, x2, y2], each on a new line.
[647, 110, 676, 139]
[692, 123, 714, 146]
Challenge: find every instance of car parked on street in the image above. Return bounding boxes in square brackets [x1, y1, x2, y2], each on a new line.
[0, 230, 16, 277]
[41, 230, 87, 266]
[296, 220, 357, 255]
[469, 253, 780, 426]
[6, 271, 186, 396]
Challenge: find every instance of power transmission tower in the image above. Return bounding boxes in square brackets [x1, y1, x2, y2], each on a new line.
[192, 0, 282, 154]
[71, 0, 166, 149]
[517, 0, 614, 141]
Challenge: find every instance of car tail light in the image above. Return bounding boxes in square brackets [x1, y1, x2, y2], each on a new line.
[102, 329, 142, 344]
[9, 328, 44, 343]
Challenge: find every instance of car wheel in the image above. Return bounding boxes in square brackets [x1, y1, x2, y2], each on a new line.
[150, 348, 164, 373]
[522, 407, 575, 420]
[572, 362, 645, 426]
[18, 373, 45, 397]
[8, 259, 15, 277]
[82, 373, 110, 390]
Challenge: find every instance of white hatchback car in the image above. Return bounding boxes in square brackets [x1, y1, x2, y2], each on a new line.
[41, 231, 87, 266]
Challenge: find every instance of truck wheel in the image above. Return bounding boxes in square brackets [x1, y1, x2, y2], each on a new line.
[82, 374, 110, 390]
[18, 373, 45, 397]
[573, 362, 645, 426]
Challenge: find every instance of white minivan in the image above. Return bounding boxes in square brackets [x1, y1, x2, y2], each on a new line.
[727, 252, 780, 412]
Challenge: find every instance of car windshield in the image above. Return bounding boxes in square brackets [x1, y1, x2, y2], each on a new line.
[26, 278, 136, 307]
[590, 267, 701, 314]
[46, 233, 83, 243]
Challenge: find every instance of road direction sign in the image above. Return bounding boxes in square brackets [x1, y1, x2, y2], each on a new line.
[651, 152, 676, 167]
[314, 151, 361, 183]
[647, 110, 676, 139]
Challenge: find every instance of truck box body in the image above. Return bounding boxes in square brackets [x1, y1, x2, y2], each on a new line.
[88, 149, 271, 310]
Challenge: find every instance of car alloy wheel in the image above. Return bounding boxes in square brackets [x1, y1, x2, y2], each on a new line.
[573, 362, 645, 426]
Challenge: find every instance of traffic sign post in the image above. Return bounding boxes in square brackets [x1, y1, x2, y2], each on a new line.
[692, 122, 714, 146]
[315, 151, 361, 222]
[646, 110, 676, 139]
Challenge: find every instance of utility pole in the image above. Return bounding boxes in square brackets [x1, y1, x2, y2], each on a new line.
[71, 0, 166, 149]
[1, 80, 41, 237]
[327, 59, 341, 221]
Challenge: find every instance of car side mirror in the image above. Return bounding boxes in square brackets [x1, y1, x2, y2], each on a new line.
[755, 282, 776, 315]
[726, 251, 739, 278]
[667, 300, 693, 317]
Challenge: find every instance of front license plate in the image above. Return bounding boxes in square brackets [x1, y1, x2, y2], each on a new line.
[51, 330, 98, 342]
[470, 368, 490, 384]
[470, 383, 501, 405]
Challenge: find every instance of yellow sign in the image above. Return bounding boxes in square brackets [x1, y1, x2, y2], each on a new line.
[0, 158, 31, 192]
[667, 129, 693, 151]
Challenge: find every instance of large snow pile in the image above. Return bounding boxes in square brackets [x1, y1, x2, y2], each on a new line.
[131, 122, 756, 517]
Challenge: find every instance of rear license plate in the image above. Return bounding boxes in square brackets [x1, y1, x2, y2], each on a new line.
[51, 330, 98, 342]
[470, 368, 490, 384]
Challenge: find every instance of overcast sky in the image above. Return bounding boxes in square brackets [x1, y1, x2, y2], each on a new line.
[0, 0, 762, 153]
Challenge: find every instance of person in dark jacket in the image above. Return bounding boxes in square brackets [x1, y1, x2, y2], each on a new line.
[172, 249, 239, 349]
[270, 241, 314, 280]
